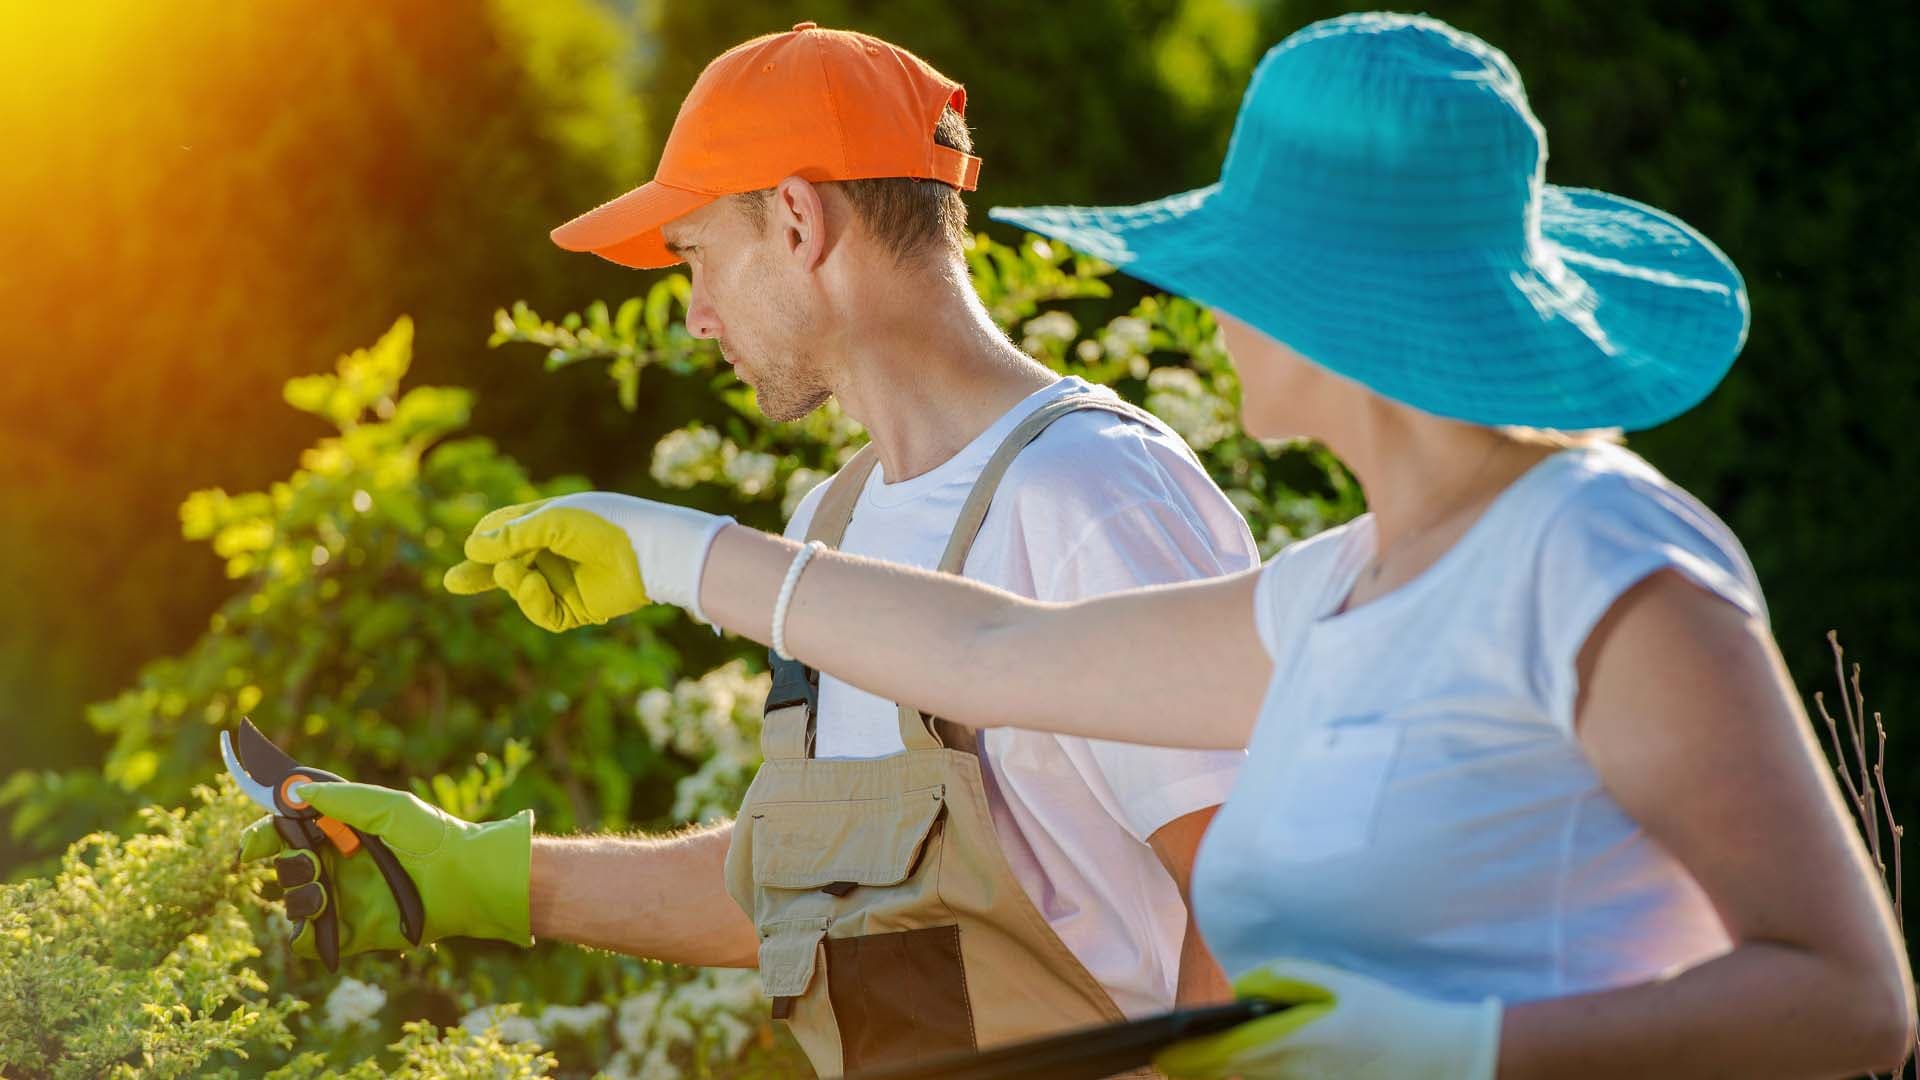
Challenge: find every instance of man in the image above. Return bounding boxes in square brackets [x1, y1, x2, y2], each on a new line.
[241, 23, 1255, 1075]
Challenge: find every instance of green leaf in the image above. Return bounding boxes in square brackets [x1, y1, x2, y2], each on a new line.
[613, 296, 642, 339]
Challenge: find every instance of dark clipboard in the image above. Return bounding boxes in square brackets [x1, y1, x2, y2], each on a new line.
[839, 997, 1286, 1080]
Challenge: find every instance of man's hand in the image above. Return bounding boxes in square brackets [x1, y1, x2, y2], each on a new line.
[444, 493, 732, 632]
[238, 782, 535, 959]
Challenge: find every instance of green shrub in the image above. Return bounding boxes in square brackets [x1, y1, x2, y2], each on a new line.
[0, 782, 560, 1079]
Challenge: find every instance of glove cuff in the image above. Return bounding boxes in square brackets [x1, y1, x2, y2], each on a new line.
[607, 499, 733, 622]
[683, 514, 735, 629]
[460, 808, 536, 947]
[1435, 996, 1503, 1080]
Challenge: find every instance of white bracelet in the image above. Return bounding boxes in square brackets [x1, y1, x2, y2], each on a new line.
[771, 541, 826, 661]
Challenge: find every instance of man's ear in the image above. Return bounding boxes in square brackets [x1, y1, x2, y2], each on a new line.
[772, 176, 830, 272]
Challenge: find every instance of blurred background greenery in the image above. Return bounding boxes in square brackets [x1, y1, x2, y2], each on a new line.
[1, 0, 1915, 1073]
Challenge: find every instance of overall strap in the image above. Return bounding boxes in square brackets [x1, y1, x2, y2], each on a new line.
[935, 394, 1161, 576]
[901, 392, 1160, 754]
[760, 447, 883, 761]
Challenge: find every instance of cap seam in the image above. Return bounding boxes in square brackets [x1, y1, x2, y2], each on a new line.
[812, 35, 850, 178]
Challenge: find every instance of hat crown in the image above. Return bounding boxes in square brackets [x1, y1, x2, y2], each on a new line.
[657, 26, 966, 195]
[1221, 13, 1546, 250]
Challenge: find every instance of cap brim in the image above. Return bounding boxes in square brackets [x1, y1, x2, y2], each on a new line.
[550, 181, 716, 269]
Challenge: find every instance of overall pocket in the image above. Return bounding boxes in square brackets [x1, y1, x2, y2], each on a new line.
[750, 783, 947, 893]
[826, 924, 974, 1068]
[749, 783, 972, 1069]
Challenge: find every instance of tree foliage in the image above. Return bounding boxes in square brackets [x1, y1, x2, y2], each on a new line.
[0, 0, 657, 811]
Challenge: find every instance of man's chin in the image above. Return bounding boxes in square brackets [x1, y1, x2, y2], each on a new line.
[753, 386, 830, 424]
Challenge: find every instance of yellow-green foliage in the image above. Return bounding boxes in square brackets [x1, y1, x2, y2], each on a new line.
[0, 781, 576, 1079]
[3, 783, 570, 1079]
[0, 783, 298, 1078]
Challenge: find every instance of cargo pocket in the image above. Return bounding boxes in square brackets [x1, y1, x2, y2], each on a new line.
[758, 917, 842, 1075]
[827, 923, 974, 1069]
[759, 916, 830, 1014]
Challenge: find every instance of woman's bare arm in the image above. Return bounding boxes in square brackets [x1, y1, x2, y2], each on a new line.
[698, 524, 1272, 751]
[1497, 570, 1915, 1077]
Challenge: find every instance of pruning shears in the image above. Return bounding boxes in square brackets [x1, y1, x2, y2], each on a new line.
[220, 717, 425, 971]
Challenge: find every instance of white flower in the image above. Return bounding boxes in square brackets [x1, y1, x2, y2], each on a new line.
[639, 1045, 681, 1080]
[539, 1001, 610, 1038]
[635, 687, 673, 742]
[320, 976, 386, 1033]
[460, 1003, 543, 1045]
[1022, 311, 1078, 343]
[600, 1051, 644, 1080]
[1145, 366, 1234, 451]
[1225, 488, 1263, 520]
[616, 990, 664, 1052]
[708, 1011, 754, 1059]
[1100, 316, 1151, 357]
[656, 1012, 696, 1046]
[722, 449, 779, 497]
[782, 468, 828, 517]
[1021, 310, 1081, 357]
[649, 426, 723, 488]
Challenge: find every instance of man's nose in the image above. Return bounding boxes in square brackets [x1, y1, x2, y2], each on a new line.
[685, 292, 722, 341]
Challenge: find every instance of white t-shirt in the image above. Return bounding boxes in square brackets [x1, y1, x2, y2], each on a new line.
[1194, 443, 1755, 1003]
[785, 376, 1255, 1017]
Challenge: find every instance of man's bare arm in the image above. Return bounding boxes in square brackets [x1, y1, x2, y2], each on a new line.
[529, 820, 760, 968]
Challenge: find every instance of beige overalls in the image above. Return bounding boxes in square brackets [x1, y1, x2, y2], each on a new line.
[724, 393, 1173, 1077]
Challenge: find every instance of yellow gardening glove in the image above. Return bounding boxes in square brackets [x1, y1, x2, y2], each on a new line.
[1155, 958, 1501, 1080]
[444, 493, 732, 632]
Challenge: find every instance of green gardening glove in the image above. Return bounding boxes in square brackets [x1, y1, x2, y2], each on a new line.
[443, 492, 732, 633]
[237, 781, 534, 959]
[1154, 958, 1501, 1080]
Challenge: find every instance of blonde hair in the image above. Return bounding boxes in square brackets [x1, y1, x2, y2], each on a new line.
[1500, 425, 1625, 449]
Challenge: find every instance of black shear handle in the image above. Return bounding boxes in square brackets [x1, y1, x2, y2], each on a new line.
[354, 827, 426, 946]
[273, 815, 341, 971]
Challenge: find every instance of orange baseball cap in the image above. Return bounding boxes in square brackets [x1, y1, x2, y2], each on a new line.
[550, 22, 981, 269]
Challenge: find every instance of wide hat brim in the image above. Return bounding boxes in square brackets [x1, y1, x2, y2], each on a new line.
[990, 182, 1749, 432]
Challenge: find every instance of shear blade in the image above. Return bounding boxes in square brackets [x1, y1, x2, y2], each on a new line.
[232, 717, 302, 782]
[221, 728, 282, 813]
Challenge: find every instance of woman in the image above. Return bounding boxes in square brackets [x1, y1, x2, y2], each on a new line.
[451, 13, 1914, 1078]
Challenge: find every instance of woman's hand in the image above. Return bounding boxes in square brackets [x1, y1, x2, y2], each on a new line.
[444, 493, 732, 631]
[1156, 958, 1500, 1080]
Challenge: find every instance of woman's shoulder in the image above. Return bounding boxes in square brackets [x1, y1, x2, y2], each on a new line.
[1532, 445, 1756, 586]
[1523, 443, 1767, 727]
[1251, 517, 1372, 655]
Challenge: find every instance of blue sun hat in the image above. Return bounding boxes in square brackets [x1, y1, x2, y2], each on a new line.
[989, 13, 1748, 431]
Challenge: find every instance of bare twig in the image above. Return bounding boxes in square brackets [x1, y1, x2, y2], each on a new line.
[1821, 633, 1915, 1077]
[1821, 690, 1867, 810]
[1858, 662, 1883, 872]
